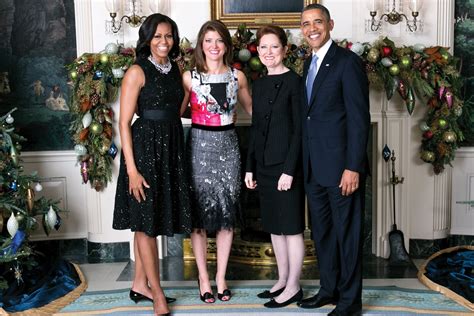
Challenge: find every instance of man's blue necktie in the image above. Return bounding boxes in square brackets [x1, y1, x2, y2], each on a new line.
[306, 55, 318, 103]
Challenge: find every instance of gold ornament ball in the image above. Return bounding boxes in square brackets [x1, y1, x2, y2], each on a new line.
[70, 70, 78, 79]
[99, 53, 109, 64]
[443, 131, 456, 143]
[389, 64, 400, 76]
[367, 48, 380, 63]
[89, 122, 103, 135]
[438, 118, 447, 128]
[421, 151, 435, 162]
[400, 55, 412, 69]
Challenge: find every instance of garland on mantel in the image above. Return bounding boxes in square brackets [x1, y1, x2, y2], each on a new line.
[67, 28, 464, 191]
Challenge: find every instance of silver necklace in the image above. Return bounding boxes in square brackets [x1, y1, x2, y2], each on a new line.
[148, 55, 172, 74]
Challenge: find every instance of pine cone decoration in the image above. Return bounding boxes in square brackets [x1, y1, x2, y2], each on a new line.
[365, 63, 375, 73]
[90, 93, 100, 106]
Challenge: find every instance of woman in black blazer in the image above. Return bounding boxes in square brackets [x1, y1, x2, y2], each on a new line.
[244, 25, 305, 308]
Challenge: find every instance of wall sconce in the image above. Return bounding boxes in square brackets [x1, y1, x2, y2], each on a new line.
[105, 0, 165, 33]
[368, 0, 422, 32]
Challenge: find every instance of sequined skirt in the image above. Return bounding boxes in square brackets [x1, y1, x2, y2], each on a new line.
[187, 127, 241, 232]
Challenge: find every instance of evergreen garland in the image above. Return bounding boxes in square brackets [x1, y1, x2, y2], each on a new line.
[67, 31, 466, 190]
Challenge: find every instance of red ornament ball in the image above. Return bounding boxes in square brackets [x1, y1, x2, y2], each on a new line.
[423, 130, 434, 139]
[381, 46, 393, 57]
[247, 43, 258, 55]
[232, 61, 243, 70]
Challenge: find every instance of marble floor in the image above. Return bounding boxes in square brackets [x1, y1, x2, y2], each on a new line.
[80, 256, 427, 292]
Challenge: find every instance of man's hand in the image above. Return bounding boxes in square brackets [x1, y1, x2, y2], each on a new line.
[339, 169, 359, 196]
[277, 173, 293, 191]
[244, 172, 257, 189]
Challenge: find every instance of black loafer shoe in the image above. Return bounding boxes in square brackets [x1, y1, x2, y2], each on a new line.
[257, 287, 285, 299]
[297, 294, 337, 309]
[263, 288, 303, 308]
[328, 307, 362, 316]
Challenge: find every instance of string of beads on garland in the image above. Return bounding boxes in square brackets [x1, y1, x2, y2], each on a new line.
[67, 27, 464, 191]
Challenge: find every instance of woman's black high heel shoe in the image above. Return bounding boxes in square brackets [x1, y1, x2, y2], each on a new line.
[257, 287, 285, 299]
[263, 288, 303, 308]
[217, 289, 232, 301]
[197, 280, 215, 303]
[129, 290, 176, 304]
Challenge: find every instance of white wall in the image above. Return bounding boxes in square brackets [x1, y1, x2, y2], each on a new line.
[24, 0, 458, 258]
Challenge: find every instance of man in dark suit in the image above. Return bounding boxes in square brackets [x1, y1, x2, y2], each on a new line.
[296, 4, 370, 316]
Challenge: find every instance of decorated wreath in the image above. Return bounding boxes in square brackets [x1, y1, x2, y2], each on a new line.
[67, 26, 465, 191]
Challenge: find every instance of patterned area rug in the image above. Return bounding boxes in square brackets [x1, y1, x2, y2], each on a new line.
[56, 285, 472, 315]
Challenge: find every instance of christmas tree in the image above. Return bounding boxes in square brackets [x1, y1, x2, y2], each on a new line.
[0, 108, 63, 290]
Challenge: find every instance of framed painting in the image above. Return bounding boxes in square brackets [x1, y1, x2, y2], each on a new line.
[210, 0, 319, 28]
[0, 0, 76, 151]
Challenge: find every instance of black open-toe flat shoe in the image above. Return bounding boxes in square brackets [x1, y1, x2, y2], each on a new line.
[129, 290, 176, 304]
[257, 287, 285, 299]
[217, 289, 232, 301]
[197, 280, 215, 303]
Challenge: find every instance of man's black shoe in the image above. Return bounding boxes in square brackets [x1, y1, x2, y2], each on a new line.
[328, 307, 362, 316]
[297, 294, 337, 309]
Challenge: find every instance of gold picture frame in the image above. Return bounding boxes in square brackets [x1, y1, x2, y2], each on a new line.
[210, 0, 320, 29]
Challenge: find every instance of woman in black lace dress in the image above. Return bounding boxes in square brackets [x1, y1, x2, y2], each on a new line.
[113, 14, 190, 316]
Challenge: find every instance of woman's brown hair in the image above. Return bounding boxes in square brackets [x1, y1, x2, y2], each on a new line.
[256, 25, 288, 47]
[192, 20, 233, 73]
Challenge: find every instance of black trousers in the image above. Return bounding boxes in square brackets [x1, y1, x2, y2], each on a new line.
[305, 176, 365, 311]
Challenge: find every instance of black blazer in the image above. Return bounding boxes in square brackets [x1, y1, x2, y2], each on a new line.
[301, 42, 370, 186]
[246, 70, 302, 176]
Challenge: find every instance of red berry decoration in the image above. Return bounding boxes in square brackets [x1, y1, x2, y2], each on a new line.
[381, 46, 393, 57]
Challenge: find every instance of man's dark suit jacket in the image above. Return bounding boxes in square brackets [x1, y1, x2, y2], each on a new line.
[302, 41, 370, 186]
[246, 71, 302, 176]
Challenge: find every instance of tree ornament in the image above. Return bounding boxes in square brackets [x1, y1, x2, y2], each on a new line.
[93, 180, 104, 191]
[105, 42, 119, 54]
[421, 151, 435, 162]
[89, 122, 103, 135]
[9, 180, 18, 191]
[438, 86, 446, 100]
[180, 37, 191, 49]
[81, 161, 89, 184]
[10, 145, 19, 166]
[99, 53, 109, 64]
[366, 48, 380, 63]
[112, 68, 124, 78]
[380, 46, 393, 57]
[108, 143, 118, 159]
[35, 182, 43, 192]
[350, 42, 365, 56]
[381, 57, 393, 67]
[93, 70, 104, 80]
[397, 79, 408, 100]
[423, 130, 434, 139]
[6, 114, 14, 124]
[74, 144, 87, 156]
[388, 64, 400, 76]
[406, 87, 415, 115]
[419, 121, 430, 132]
[247, 43, 258, 55]
[443, 131, 456, 143]
[7, 212, 19, 237]
[70, 70, 78, 79]
[90, 93, 100, 106]
[445, 91, 453, 108]
[453, 106, 462, 117]
[413, 43, 426, 53]
[26, 188, 35, 213]
[46, 206, 58, 230]
[249, 57, 263, 71]
[231, 61, 243, 70]
[238, 48, 251, 62]
[438, 118, 447, 129]
[100, 141, 111, 155]
[82, 112, 92, 128]
[399, 55, 412, 69]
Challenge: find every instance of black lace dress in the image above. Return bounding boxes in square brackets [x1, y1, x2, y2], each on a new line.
[113, 58, 191, 237]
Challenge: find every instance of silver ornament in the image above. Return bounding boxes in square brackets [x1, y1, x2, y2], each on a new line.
[74, 144, 88, 156]
[82, 112, 92, 128]
[35, 182, 43, 192]
[6, 114, 14, 124]
[419, 121, 430, 132]
[381, 57, 393, 67]
[238, 49, 252, 62]
[46, 206, 58, 230]
[7, 212, 19, 237]
[105, 42, 119, 54]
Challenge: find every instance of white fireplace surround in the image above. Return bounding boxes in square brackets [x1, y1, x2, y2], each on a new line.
[22, 0, 463, 259]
